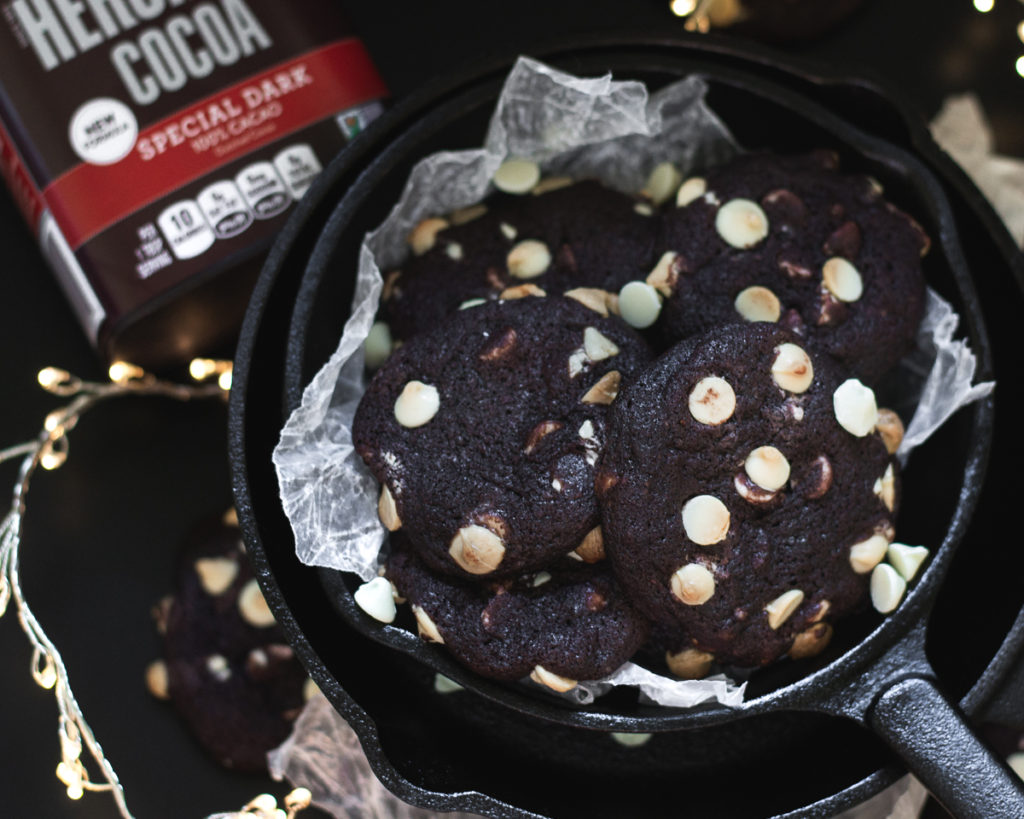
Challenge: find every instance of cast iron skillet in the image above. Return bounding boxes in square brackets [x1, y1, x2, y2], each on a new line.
[231, 34, 1024, 818]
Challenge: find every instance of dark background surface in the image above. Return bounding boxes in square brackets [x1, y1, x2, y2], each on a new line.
[1, 1, 1022, 817]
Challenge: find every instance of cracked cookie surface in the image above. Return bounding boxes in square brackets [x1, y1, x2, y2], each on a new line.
[354, 295, 653, 579]
[598, 323, 900, 667]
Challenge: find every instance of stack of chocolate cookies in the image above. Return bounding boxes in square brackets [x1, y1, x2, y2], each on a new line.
[351, 150, 931, 691]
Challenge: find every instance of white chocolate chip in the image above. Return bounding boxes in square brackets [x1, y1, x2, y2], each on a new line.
[433, 673, 464, 694]
[353, 576, 397, 623]
[507, 239, 551, 279]
[671, 563, 716, 605]
[716, 198, 769, 249]
[734, 286, 781, 323]
[833, 378, 878, 437]
[238, 579, 276, 627]
[771, 343, 814, 393]
[532, 571, 552, 587]
[493, 158, 541, 194]
[531, 176, 573, 195]
[412, 605, 445, 643]
[875, 463, 897, 511]
[564, 287, 613, 316]
[688, 376, 736, 425]
[734, 473, 777, 504]
[449, 203, 487, 225]
[575, 526, 605, 563]
[617, 281, 663, 328]
[499, 222, 518, 241]
[822, 257, 864, 302]
[194, 556, 238, 596]
[551, 478, 563, 492]
[530, 665, 577, 692]
[449, 525, 506, 574]
[144, 660, 170, 699]
[664, 647, 714, 679]
[765, 589, 804, 629]
[524, 419, 562, 453]
[567, 347, 589, 378]
[583, 327, 620, 361]
[642, 161, 683, 206]
[887, 543, 929, 581]
[789, 622, 834, 659]
[499, 283, 546, 300]
[445, 242, 463, 260]
[634, 202, 654, 216]
[408, 217, 449, 255]
[364, 321, 393, 370]
[676, 176, 707, 207]
[246, 795, 277, 814]
[682, 495, 730, 545]
[870, 563, 906, 614]
[875, 408, 905, 454]
[849, 534, 890, 574]
[378, 484, 402, 531]
[646, 251, 682, 297]
[581, 370, 621, 405]
[458, 297, 487, 310]
[206, 654, 231, 682]
[744, 446, 790, 491]
[611, 732, 653, 747]
[394, 380, 440, 428]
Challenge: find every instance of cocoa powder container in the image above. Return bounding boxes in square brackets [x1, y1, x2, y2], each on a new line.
[0, 0, 388, 368]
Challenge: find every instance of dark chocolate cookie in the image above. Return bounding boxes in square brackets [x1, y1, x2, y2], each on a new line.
[653, 150, 928, 383]
[385, 535, 651, 687]
[157, 513, 307, 771]
[598, 322, 901, 668]
[381, 179, 660, 342]
[353, 295, 653, 579]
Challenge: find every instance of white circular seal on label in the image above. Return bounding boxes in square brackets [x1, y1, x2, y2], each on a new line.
[68, 98, 138, 166]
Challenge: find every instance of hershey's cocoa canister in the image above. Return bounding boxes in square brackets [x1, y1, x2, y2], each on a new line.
[0, 0, 388, 367]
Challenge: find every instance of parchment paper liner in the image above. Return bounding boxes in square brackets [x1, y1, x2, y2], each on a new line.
[272, 57, 994, 709]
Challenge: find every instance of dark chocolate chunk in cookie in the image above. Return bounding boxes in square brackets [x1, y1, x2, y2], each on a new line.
[599, 322, 900, 668]
[385, 535, 650, 686]
[354, 295, 653, 579]
[159, 513, 307, 771]
[655, 151, 928, 383]
[381, 179, 660, 342]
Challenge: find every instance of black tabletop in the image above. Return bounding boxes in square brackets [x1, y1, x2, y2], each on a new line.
[1, 1, 1022, 818]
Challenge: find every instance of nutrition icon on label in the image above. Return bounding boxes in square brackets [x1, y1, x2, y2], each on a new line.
[235, 162, 290, 219]
[273, 144, 321, 200]
[157, 200, 216, 260]
[197, 180, 253, 240]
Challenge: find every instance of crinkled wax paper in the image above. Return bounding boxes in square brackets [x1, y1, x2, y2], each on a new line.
[262, 693, 927, 819]
[272, 57, 993, 711]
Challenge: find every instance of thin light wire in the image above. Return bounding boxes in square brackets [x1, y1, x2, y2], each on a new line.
[0, 366, 227, 818]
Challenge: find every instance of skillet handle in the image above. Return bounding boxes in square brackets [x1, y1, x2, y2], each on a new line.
[869, 675, 1024, 818]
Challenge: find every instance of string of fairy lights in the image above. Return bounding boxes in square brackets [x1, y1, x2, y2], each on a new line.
[671, 0, 1024, 77]
[0, 360, 310, 819]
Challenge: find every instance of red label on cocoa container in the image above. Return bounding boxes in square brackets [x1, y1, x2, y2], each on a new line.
[47, 38, 386, 249]
[0, 0, 388, 360]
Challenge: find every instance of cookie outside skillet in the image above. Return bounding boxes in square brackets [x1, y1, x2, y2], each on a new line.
[598, 323, 901, 668]
[385, 535, 651, 688]
[382, 179, 660, 342]
[353, 295, 653, 580]
[653, 151, 928, 383]
[158, 514, 307, 772]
